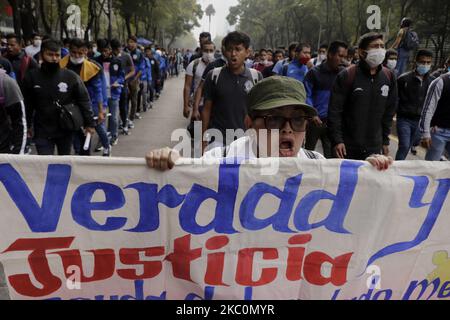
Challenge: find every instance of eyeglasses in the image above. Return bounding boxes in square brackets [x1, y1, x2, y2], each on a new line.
[257, 115, 311, 132]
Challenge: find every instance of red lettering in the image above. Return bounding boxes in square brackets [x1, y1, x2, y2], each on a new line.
[165, 235, 202, 283]
[204, 236, 229, 286]
[286, 234, 313, 281]
[303, 252, 353, 286]
[117, 247, 165, 280]
[54, 249, 115, 283]
[236, 248, 278, 286]
[2, 237, 74, 297]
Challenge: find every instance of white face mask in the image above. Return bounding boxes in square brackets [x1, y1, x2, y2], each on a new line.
[365, 48, 386, 68]
[203, 52, 214, 63]
[318, 54, 327, 62]
[70, 56, 85, 65]
[386, 59, 397, 70]
[34, 40, 42, 47]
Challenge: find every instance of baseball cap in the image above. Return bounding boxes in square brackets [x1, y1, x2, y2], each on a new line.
[247, 76, 318, 117]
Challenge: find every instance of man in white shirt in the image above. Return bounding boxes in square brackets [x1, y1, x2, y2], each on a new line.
[147, 76, 392, 170]
[25, 34, 42, 58]
[183, 41, 215, 118]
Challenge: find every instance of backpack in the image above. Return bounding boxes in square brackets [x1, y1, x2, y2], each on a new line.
[190, 58, 202, 94]
[212, 67, 259, 86]
[401, 29, 420, 51]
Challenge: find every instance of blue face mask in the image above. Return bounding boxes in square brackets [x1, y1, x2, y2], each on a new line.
[416, 64, 431, 76]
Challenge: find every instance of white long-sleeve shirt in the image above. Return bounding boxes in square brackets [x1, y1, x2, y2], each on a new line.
[420, 72, 450, 138]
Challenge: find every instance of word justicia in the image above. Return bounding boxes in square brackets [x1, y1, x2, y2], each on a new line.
[3, 234, 352, 298]
[0, 162, 449, 273]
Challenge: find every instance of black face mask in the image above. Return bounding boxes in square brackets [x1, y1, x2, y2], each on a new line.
[41, 61, 60, 73]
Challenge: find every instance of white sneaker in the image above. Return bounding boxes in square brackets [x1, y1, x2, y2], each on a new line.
[103, 147, 112, 157]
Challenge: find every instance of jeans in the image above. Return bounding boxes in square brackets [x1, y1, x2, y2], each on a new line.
[305, 121, 333, 159]
[119, 83, 129, 127]
[149, 80, 156, 102]
[108, 98, 120, 140]
[396, 48, 410, 75]
[425, 127, 450, 161]
[128, 78, 140, 121]
[75, 123, 109, 156]
[35, 135, 73, 156]
[396, 117, 420, 160]
[138, 81, 149, 111]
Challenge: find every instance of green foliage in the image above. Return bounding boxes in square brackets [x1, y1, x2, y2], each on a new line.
[8, 0, 202, 47]
[227, 0, 450, 63]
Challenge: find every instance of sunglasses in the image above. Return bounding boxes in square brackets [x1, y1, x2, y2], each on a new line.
[256, 115, 311, 132]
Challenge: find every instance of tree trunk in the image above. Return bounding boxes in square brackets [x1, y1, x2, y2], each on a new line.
[125, 14, 132, 38]
[56, 0, 68, 39]
[8, 0, 22, 40]
[21, 0, 37, 40]
[84, 0, 96, 41]
[39, 0, 52, 35]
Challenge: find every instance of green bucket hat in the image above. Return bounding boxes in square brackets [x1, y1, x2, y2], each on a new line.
[247, 76, 318, 117]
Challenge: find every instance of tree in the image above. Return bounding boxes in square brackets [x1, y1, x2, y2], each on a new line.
[227, 0, 450, 62]
[205, 3, 216, 33]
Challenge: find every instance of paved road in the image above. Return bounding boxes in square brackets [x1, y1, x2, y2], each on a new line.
[112, 74, 190, 158]
[111, 73, 426, 160]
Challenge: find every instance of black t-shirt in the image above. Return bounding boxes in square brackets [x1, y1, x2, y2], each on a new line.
[203, 66, 262, 138]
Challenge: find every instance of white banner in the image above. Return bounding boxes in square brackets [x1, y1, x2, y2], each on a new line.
[0, 155, 449, 300]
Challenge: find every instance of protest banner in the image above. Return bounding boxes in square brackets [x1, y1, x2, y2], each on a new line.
[0, 155, 449, 300]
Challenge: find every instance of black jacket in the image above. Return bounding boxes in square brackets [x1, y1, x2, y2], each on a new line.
[397, 71, 435, 120]
[23, 66, 95, 139]
[6, 50, 39, 87]
[328, 61, 398, 152]
[149, 57, 161, 82]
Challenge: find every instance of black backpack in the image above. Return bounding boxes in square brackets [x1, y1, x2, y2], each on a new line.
[401, 29, 420, 51]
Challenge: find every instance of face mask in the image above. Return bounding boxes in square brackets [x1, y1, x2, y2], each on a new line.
[416, 64, 431, 76]
[318, 54, 327, 62]
[70, 56, 85, 65]
[386, 59, 397, 70]
[34, 40, 42, 47]
[93, 47, 98, 54]
[365, 48, 386, 68]
[203, 52, 214, 63]
[299, 56, 310, 65]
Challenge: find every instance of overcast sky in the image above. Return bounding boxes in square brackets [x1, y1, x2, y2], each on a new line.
[193, 0, 239, 39]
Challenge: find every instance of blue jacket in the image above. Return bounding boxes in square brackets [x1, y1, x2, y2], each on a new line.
[125, 48, 146, 79]
[61, 56, 104, 115]
[159, 55, 167, 72]
[304, 62, 345, 120]
[141, 57, 152, 82]
[282, 60, 309, 83]
[95, 56, 125, 101]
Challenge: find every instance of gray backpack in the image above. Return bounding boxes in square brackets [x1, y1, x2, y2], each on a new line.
[212, 67, 259, 86]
